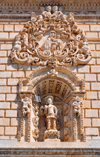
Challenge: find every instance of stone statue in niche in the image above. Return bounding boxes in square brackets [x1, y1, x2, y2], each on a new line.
[44, 96, 57, 130]
[21, 97, 31, 116]
[42, 96, 60, 140]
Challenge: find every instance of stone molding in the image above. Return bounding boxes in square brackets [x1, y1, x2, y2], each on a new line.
[0, 2, 100, 15]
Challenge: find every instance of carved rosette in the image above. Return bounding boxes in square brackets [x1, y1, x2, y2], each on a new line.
[11, 6, 91, 68]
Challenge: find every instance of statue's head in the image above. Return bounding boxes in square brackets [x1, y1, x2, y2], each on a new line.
[52, 6, 58, 13]
[45, 96, 53, 105]
[46, 6, 51, 12]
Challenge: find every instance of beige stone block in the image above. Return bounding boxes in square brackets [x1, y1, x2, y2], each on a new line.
[86, 128, 99, 135]
[15, 25, 24, 31]
[89, 44, 95, 51]
[85, 83, 90, 90]
[4, 25, 13, 31]
[97, 58, 100, 64]
[0, 25, 3, 31]
[83, 118, 91, 127]
[92, 51, 100, 57]
[85, 109, 98, 117]
[0, 110, 4, 117]
[0, 58, 8, 64]
[98, 92, 100, 99]
[76, 74, 84, 79]
[91, 25, 100, 31]
[6, 110, 17, 117]
[86, 32, 98, 39]
[83, 100, 91, 108]
[11, 118, 19, 126]
[0, 118, 9, 126]
[12, 86, 18, 93]
[5, 127, 17, 135]
[0, 102, 10, 109]
[98, 74, 100, 81]
[88, 58, 95, 65]
[92, 119, 100, 126]
[0, 51, 7, 57]
[6, 94, 17, 101]
[85, 74, 96, 81]
[0, 65, 5, 70]
[10, 33, 18, 38]
[78, 25, 89, 31]
[26, 71, 32, 77]
[0, 86, 10, 93]
[11, 102, 20, 109]
[0, 127, 4, 135]
[0, 33, 8, 39]
[8, 79, 18, 85]
[78, 65, 89, 73]
[0, 94, 5, 101]
[6, 64, 18, 70]
[0, 72, 11, 78]
[86, 92, 97, 99]
[92, 101, 100, 108]
[1, 44, 12, 50]
[12, 71, 24, 78]
[91, 66, 100, 73]
[0, 79, 6, 85]
[91, 83, 100, 90]
[96, 44, 100, 50]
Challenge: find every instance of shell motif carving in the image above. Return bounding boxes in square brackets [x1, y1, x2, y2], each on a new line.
[11, 6, 91, 67]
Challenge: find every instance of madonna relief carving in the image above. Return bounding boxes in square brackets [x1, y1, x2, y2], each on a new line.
[11, 6, 91, 142]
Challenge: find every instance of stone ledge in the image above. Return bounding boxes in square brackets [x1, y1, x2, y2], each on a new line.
[0, 139, 100, 155]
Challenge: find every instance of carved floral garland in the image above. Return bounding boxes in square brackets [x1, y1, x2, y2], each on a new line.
[11, 6, 91, 68]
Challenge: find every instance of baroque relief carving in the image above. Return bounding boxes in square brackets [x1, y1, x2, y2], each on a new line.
[10, 6, 91, 143]
[11, 6, 91, 68]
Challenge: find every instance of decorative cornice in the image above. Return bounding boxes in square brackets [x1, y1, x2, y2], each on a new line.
[0, 147, 100, 155]
[0, 2, 100, 15]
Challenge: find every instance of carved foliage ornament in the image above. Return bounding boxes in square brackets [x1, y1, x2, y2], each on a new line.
[11, 6, 91, 68]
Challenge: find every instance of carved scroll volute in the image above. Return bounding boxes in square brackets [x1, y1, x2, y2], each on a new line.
[72, 96, 86, 142]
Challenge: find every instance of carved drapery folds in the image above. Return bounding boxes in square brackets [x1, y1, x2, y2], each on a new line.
[11, 6, 91, 68]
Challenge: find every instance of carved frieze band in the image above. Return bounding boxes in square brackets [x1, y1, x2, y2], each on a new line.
[0, 2, 100, 15]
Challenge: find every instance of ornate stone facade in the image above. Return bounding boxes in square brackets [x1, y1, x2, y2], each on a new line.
[1, 0, 100, 156]
[8, 6, 92, 142]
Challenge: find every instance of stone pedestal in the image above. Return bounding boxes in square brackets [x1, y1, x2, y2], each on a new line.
[44, 129, 60, 140]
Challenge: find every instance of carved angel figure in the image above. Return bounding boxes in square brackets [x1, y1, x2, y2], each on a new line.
[21, 97, 31, 116]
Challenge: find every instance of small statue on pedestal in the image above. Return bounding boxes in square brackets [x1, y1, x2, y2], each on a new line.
[42, 95, 60, 140]
[44, 96, 57, 130]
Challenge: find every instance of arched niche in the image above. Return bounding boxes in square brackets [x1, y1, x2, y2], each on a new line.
[18, 66, 86, 142]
